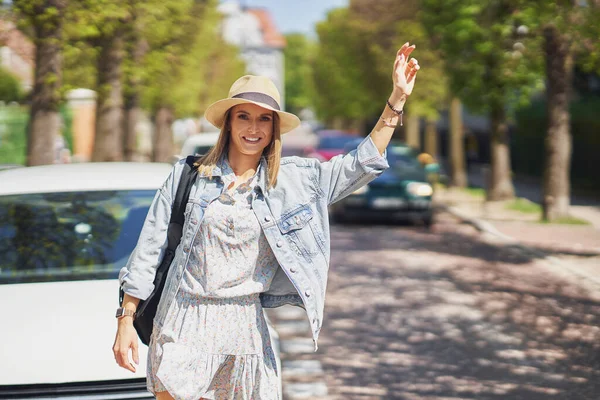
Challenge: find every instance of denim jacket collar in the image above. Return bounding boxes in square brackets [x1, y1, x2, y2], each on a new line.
[210, 155, 268, 194]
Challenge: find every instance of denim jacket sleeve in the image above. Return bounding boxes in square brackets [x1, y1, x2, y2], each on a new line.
[118, 168, 175, 301]
[316, 135, 389, 205]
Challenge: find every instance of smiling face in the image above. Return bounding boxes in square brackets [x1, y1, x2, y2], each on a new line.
[228, 103, 275, 158]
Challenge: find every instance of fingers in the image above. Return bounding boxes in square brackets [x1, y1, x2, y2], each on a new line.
[395, 43, 416, 73]
[113, 341, 137, 373]
[405, 58, 419, 79]
[403, 43, 416, 59]
[397, 42, 415, 58]
[396, 42, 409, 58]
[132, 343, 140, 366]
[408, 63, 420, 83]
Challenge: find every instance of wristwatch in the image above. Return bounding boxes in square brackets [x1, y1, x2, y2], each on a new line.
[115, 307, 136, 319]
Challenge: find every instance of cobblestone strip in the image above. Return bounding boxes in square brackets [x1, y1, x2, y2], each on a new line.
[266, 305, 331, 400]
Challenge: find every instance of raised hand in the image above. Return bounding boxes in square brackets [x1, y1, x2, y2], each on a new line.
[392, 42, 420, 97]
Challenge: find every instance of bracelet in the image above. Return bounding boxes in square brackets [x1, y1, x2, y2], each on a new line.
[380, 117, 397, 128]
[386, 99, 404, 115]
[386, 99, 404, 126]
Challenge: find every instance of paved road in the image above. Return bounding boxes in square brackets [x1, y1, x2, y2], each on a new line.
[276, 213, 600, 399]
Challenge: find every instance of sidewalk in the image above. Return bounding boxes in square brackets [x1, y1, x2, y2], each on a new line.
[435, 187, 600, 251]
[434, 186, 600, 293]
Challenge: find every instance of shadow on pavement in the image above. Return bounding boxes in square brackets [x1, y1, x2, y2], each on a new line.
[315, 224, 600, 399]
[331, 220, 600, 264]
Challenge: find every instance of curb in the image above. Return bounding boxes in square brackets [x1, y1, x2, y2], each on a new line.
[439, 204, 600, 293]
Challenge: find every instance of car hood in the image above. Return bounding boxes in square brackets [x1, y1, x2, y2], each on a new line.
[0, 280, 148, 385]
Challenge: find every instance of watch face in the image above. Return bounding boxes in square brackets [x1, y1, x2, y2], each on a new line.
[115, 308, 123, 318]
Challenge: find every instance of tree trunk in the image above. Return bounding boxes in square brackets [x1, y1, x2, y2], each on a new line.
[424, 119, 438, 157]
[487, 104, 515, 200]
[123, 101, 140, 161]
[123, 7, 148, 162]
[405, 114, 420, 149]
[153, 106, 174, 163]
[332, 117, 344, 131]
[23, 0, 65, 166]
[92, 31, 125, 162]
[449, 97, 467, 187]
[349, 118, 365, 135]
[542, 25, 572, 221]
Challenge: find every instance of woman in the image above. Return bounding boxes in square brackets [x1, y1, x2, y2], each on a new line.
[113, 43, 420, 400]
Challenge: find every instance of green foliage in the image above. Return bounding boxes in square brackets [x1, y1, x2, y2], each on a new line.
[59, 104, 73, 152]
[0, 105, 28, 165]
[311, 0, 449, 126]
[60, 0, 245, 118]
[421, 0, 544, 115]
[140, 0, 245, 117]
[284, 33, 317, 115]
[313, 8, 377, 122]
[0, 68, 23, 102]
[62, 40, 97, 93]
[348, 0, 448, 120]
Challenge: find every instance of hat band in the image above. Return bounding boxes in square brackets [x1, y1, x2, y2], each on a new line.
[232, 92, 280, 111]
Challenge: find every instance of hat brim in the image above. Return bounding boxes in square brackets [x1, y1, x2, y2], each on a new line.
[204, 98, 301, 134]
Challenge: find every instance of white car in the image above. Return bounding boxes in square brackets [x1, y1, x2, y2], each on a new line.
[0, 162, 170, 399]
[176, 132, 220, 161]
[0, 162, 281, 399]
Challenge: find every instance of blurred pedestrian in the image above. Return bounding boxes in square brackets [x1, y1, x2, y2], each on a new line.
[113, 42, 421, 400]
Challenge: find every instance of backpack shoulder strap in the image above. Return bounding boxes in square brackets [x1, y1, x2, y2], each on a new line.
[166, 157, 199, 251]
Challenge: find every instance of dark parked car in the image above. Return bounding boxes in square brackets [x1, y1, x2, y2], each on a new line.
[331, 140, 434, 227]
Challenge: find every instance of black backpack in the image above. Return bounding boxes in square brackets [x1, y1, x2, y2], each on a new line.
[119, 156, 198, 346]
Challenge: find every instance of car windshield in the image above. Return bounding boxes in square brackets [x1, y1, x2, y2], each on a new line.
[0, 190, 155, 284]
[388, 146, 422, 169]
[318, 136, 356, 150]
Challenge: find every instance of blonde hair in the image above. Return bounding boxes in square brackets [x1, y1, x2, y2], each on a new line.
[195, 108, 282, 189]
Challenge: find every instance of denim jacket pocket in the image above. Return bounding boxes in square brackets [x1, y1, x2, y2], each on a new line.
[278, 205, 313, 233]
[278, 205, 320, 262]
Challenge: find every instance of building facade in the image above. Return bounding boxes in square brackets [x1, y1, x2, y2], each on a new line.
[218, 1, 287, 109]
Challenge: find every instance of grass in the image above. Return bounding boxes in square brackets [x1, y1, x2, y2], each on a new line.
[505, 198, 541, 214]
[463, 187, 486, 198]
[541, 216, 591, 225]
[506, 198, 590, 225]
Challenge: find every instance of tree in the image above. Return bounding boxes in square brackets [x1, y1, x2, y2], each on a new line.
[515, 0, 600, 221]
[422, 0, 543, 200]
[349, 0, 448, 151]
[14, 0, 67, 166]
[283, 33, 316, 116]
[313, 8, 376, 131]
[65, 0, 143, 162]
[0, 68, 23, 102]
[122, 0, 148, 161]
[312, 0, 449, 157]
[141, 0, 244, 162]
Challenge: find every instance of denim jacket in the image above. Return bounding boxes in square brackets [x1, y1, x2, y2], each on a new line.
[119, 135, 388, 350]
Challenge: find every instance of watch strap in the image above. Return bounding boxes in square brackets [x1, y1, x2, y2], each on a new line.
[115, 307, 136, 319]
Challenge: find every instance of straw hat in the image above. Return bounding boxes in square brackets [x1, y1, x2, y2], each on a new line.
[204, 75, 301, 134]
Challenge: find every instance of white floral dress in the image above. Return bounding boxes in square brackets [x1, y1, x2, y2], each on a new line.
[148, 163, 280, 400]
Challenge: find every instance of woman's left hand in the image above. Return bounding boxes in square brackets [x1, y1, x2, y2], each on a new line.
[392, 42, 420, 98]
